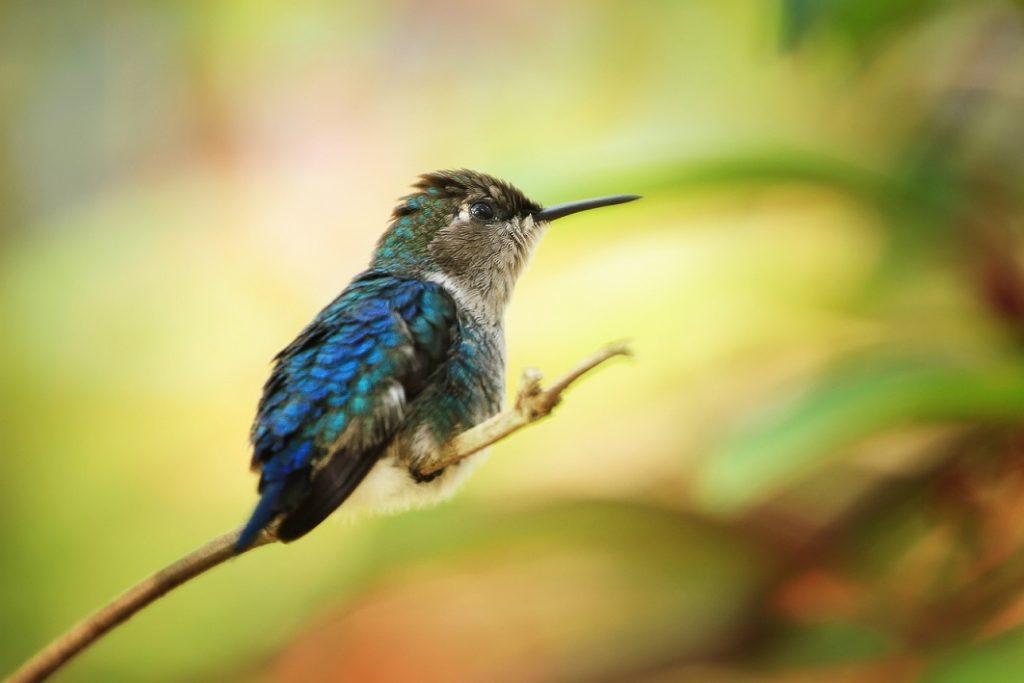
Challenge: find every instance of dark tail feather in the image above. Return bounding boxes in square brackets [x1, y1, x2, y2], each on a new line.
[236, 480, 285, 553]
[276, 446, 382, 542]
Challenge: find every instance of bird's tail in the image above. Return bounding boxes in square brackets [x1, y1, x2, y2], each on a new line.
[236, 480, 284, 552]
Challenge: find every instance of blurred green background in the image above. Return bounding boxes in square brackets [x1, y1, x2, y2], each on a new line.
[4, 1, 1024, 681]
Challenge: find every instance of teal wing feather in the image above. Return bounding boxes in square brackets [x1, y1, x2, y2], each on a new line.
[238, 271, 457, 550]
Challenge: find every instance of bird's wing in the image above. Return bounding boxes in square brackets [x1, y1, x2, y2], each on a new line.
[238, 271, 457, 549]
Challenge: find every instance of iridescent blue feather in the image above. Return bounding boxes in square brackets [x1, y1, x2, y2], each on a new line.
[237, 271, 456, 550]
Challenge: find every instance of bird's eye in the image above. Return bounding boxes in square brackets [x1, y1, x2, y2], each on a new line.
[469, 202, 494, 221]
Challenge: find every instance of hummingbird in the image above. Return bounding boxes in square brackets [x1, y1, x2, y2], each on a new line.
[237, 170, 639, 551]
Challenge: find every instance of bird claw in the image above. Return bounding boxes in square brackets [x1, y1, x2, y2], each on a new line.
[515, 368, 543, 409]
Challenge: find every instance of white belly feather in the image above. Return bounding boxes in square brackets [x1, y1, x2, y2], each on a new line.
[336, 445, 489, 519]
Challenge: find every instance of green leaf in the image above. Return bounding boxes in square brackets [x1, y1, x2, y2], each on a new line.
[642, 149, 888, 202]
[767, 620, 895, 667]
[781, 0, 956, 53]
[695, 354, 1024, 514]
[780, 0, 844, 49]
[923, 624, 1024, 683]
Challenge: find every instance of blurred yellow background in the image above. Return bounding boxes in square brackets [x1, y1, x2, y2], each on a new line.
[4, 1, 1024, 681]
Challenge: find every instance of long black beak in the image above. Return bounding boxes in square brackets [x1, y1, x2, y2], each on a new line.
[533, 194, 641, 222]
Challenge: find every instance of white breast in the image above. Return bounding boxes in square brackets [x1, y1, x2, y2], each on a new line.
[337, 447, 488, 519]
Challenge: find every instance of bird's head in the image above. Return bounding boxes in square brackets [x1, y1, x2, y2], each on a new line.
[372, 169, 638, 317]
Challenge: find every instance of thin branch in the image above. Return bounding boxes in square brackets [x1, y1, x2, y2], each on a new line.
[421, 340, 632, 475]
[7, 341, 632, 683]
[7, 529, 273, 683]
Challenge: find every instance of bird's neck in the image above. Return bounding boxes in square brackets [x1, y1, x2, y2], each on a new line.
[425, 271, 507, 328]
